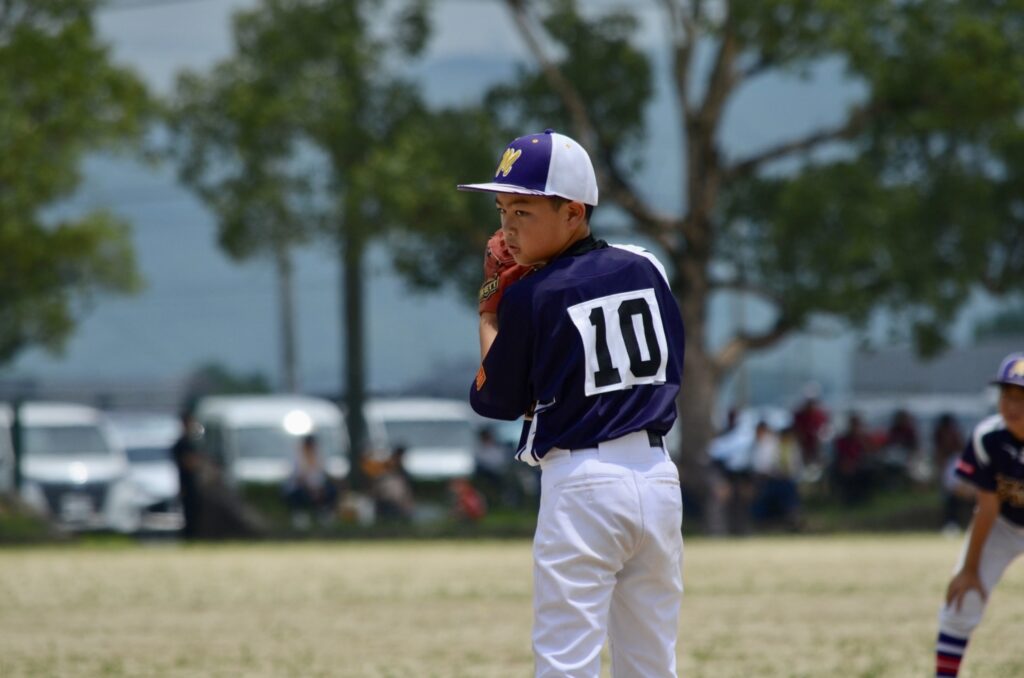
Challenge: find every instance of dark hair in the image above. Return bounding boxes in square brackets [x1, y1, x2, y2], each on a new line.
[549, 196, 594, 223]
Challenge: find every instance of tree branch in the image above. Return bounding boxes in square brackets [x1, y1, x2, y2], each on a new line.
[504, 0, 679, 239]
[724, 104, 874, 180]
[504, 0, 597, 150]
[659, 0, 696, 119]
[713, 315, 799, 373]
[739, 54, 776, 81]
[600, 147, 681, 235]
[698, 6, 740, 131]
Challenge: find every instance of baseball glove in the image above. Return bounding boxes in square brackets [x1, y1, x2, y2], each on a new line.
[478, 229, 532, 314]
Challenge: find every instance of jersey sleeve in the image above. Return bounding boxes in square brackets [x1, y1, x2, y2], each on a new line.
[469, 287, 534, 421]
[955, 425, 997, 492]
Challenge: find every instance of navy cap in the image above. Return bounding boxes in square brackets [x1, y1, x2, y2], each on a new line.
[457, 129, 599, 206]
[992, 352, 1024, 388]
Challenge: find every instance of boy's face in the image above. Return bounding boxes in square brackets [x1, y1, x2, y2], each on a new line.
[495, 194, 586, 267]
[999, 384, 1024, 441]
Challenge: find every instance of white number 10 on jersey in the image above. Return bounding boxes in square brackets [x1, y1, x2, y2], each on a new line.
[568, 288, 669, 396]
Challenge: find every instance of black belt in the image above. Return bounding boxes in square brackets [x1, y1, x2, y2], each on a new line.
[571, 430, 663, 453]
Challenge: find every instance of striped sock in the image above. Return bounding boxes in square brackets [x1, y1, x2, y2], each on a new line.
[936, 632, 968, 677]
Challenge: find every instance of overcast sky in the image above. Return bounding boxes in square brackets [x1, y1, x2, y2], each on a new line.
[5, 0, 1004, 405]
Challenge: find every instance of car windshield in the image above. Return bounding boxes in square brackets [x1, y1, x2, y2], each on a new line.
[24, 425, 111, 457]
[125, 446, 172, 463]
[234, 426, 343, 460]
[383, 420, 474, 450]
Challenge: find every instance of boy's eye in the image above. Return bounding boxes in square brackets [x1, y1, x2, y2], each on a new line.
[515, 210, 528, 217]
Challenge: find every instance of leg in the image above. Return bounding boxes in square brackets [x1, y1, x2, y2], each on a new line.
[180, 489, 200, 540]
[608, 461, 684, 678]
[532, 460, 635, 678]
[936, 517, 1024, 675]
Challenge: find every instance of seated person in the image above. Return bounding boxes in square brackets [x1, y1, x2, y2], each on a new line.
[282, 434, 338, 527]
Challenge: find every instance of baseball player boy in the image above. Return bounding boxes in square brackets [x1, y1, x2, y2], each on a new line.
[935, 352, 1024, 677]
[458, 129, 686, 677]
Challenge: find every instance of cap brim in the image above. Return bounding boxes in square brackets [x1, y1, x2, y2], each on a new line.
[457, 182, 550, 197]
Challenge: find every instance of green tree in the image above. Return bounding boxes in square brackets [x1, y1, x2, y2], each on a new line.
[428, 0, 1024, 529]
[0, 0, 149, 364]
[167, 0, 498, 479]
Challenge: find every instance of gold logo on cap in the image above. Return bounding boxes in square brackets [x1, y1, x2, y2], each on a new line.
[495, 148, 521, 178]
[1010, 359, 1024, 378]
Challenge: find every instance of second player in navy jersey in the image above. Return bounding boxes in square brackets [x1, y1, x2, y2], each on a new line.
[934, 352, 1024, 677]
[459, 129, 686, 678]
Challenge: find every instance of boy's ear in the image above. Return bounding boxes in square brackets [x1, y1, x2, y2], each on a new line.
[566, 200, 586, 226]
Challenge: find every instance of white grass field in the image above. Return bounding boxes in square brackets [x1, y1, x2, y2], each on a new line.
[0, 535, 1022, 677]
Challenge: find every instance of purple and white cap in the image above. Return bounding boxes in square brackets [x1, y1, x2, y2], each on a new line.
[458, 129, 599, 206]
[992, 352, 1024, 388]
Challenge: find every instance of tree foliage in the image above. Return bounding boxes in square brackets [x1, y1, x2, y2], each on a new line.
[0, 0, 149, 364]
[394, 0, 1024, 499]
[166, 0, 499, 464]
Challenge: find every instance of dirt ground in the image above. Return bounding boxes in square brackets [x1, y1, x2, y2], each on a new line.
[0, 534, 1022, 677]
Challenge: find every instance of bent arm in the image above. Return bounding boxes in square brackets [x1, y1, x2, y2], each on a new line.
[962, 490, 999, 575]
[480, 311, 498, 360]
[946, 490, 999, 609]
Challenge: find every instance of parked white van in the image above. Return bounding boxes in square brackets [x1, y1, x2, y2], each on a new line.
[106, 411, 184, 532]
[195, 395, 349, 485]
[364, 398, 476, 481]
[8, 402, 141, 532]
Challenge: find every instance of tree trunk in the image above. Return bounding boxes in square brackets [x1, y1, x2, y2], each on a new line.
[673, 209, 726, 534]
[274, 246, 299, 393]
[341, 229, 368, 489]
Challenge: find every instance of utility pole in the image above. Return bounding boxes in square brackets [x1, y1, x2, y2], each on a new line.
[341, 229, 368, 489]
[275, 246, 299, 393]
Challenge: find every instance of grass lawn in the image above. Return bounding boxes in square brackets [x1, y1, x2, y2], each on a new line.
[1, 534, 1023, 677]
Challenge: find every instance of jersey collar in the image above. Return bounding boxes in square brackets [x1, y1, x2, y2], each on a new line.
[556, 234, 608, 261]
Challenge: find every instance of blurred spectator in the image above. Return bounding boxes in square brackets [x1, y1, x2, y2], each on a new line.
[722, 424, 756, 536]
[473, 426, 507, 506]
[887, 409, 919, 452]
[282, 434, 338, 529]
[752, 423, 803, 529]
[793, 395, 829, 466]
[171, 410, 204, 540]
[832, 412, 874, 504]
[884, 409, 921, 479]
[932, 413, 975, 531]
[450, 477, 487, 523]
[371, 444, 416, 522]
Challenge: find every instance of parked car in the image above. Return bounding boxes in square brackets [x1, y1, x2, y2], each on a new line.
[105, 411, 184, 533]
[7, 402, 141, 532]
[0, 406, 13, 494]
[195, 395, 349, 486]
[364, 398, 476, 481]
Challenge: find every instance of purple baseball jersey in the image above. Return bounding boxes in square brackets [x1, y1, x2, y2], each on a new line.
[470, 236, 685, 465]
[956, 414, 1024, 526]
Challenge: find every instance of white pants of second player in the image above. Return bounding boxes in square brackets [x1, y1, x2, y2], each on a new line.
[938, 514, 1024, 637]
[533, 430, 684, 678]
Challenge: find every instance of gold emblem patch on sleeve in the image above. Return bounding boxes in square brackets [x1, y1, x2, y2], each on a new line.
[475, 365, 487, 390]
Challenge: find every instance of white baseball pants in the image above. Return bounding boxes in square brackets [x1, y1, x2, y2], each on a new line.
[938, 515, 1024, 638]
[532, 430, 684, 678]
